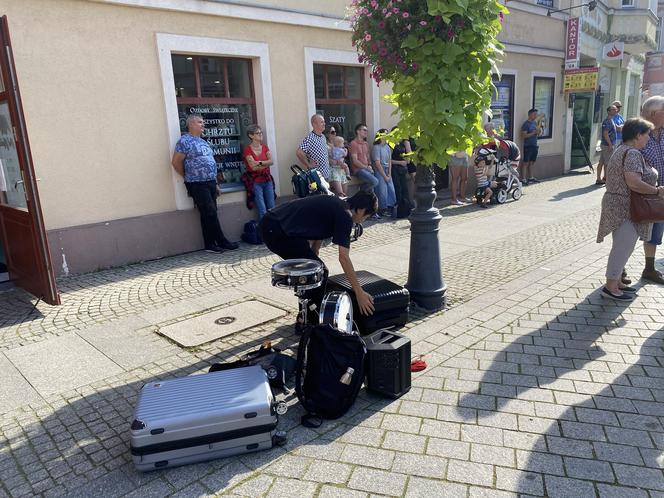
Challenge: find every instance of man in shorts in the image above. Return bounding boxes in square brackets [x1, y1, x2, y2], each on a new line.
[520, 109, 542, 185]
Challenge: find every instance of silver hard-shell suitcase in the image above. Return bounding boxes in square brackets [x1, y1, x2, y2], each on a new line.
[130, 365, 278, 471]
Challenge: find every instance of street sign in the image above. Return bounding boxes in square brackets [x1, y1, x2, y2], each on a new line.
[565, 18, 580, 70]
[563, 67, 598, 93]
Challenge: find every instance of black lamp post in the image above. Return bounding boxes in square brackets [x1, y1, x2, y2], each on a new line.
[405, 164, 446, 311]
[547, 0, 597, 16]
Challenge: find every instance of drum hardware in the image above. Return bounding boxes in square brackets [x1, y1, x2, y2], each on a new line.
[350, 223, 363, 243]
[319, 291, 354, 335]
[271, 259, 325, 328]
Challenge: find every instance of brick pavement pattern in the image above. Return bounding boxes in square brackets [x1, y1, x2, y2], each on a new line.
[1, 174, 664, 497]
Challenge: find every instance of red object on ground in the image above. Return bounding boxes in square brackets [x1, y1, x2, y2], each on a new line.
[410, 359, 427, 372]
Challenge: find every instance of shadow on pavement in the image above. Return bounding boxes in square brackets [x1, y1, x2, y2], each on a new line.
[548, 184, 599, 202]
[0, 322, 397, 498]
[454, 289, 664, 495]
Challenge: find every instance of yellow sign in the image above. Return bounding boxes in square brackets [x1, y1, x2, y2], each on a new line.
[563, 67, 599, 93]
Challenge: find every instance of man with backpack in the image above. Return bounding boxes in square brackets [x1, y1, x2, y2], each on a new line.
[259, 191, 378, 331]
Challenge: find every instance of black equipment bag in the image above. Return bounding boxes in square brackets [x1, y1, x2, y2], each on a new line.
[290, 164, 324, 198]
[295, 324, 366, 426]
[241, 220, 263, 245]
[326, 271, 409, 335]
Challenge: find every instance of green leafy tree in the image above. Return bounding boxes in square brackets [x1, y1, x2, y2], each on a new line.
[351, 0, 507, 165]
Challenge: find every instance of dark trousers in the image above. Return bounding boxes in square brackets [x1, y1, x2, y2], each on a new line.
[185, 180, 228, 249]
[392, 164, 410, 206]
[259, 214, 328, 324]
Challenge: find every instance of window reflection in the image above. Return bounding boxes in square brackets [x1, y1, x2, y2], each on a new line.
[172, 55, 196, 98]
[200, 57, 226, 98]
[0, 102, 27, 210]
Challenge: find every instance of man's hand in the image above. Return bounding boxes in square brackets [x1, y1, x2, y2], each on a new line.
[356, 289, 375, 316]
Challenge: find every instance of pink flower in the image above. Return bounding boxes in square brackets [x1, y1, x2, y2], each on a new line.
[365, 33, 372, 41]
[379, 47, 388, 56]
[499, 12, 505, 23]
[412, 63, 419, 70]
[402, 11, 410, 18]
[378, 21, 385, 28]
[392, 7, 399, 13]
[370, 0, 378, 7]
[419, 20, 427, 25]
[386, 12, 392, 17]
[382, 8, 387, 13]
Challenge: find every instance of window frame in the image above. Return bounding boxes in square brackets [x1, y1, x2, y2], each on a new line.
[621, 0, 635, 8]
[314, 63, 366, 127]
[531, 75, 556, 141]
[490, 73, 516, 140]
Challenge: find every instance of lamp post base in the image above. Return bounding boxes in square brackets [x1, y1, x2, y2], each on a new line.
[405, 164, 446, 311]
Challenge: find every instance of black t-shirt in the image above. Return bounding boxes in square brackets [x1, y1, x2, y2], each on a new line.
[270, 195, 353, 248]
[392, 141, 407, 162]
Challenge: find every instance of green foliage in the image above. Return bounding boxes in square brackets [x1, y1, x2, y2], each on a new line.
[350, 0, 507, 166]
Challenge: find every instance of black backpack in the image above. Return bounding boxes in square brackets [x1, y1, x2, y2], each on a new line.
[241, 220, 263, 245]
[295, 324, 366, 426]
[395, 197, 412, 219]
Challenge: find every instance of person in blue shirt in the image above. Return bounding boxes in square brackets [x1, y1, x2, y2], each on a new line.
[520, 109, 542, 185]
[171, 114, 239, 253]
[611, 100, 625, 145]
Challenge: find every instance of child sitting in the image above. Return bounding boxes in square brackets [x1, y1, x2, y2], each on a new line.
[473, 148, 495, 209]
[329, 136, 352, 196]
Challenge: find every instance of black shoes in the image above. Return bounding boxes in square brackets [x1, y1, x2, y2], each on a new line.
[219, 240, 239, 250]
[601, 287, 635, 301]
[204, 240, 239, 253]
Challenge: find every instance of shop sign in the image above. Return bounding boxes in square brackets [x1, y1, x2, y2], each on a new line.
[602, 42, 624, 62]
[563, 67, 598, 93]
[565, 18, 580, 70]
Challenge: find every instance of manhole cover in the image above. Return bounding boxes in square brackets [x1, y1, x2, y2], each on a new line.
[215, 316, 236, 325]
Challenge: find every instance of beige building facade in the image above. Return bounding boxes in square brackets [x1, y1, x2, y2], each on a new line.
[0, 0, 617, 282]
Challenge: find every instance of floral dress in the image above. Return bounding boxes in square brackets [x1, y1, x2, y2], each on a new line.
[597, 144, 658, 243]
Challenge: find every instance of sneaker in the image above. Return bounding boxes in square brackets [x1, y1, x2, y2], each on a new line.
[619, 285, 637, 293]
[219, 240, 239, 250]
[528, 177, 540, 184]
[371, 213, 382, 220]
[641, 269, 664, 285]
[601, 287, 635, 301]
[204, 245, 224, 253]
[522, 179, 529, 186]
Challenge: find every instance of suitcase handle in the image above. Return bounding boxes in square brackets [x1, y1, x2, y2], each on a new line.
[290, 164, 305, 175]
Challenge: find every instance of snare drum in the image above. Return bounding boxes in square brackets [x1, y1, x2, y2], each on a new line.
[271, 259, 324, 290]
[320, 291, 354, 335]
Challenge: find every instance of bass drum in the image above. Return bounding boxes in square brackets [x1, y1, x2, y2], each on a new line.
[271, 259, 324, 290]
[320, 291, 354, 335]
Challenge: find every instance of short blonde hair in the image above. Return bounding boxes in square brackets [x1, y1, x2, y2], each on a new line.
[641, 96, 664, 120]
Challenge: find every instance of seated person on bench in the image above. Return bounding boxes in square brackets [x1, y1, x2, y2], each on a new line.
[259, 191, 378, 330]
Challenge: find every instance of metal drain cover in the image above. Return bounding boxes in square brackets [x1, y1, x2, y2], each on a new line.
[215, 316, 236, 325]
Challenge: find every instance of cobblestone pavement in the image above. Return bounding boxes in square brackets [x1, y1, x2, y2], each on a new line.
[2, 173, 664, 497]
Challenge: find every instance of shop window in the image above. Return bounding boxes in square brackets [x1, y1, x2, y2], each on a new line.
[171, 54, 256, 191]
[314, 64, 365, 141]
[536, 0, 554, 7]
[532, 76, 555, 139]
[490, 74, 515, 140]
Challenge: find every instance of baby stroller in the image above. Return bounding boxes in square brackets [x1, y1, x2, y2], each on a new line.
[489, 140, 523, 204]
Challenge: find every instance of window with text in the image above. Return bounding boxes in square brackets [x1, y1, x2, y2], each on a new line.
[172, 54, 256, 191]
[532, 77, 555, 140]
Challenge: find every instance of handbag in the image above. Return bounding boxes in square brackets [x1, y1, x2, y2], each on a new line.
[625, 149, 664, 223]
[290, 164, 324, 198]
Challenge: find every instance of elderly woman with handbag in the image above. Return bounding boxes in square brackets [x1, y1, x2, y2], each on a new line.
[597, 118, 663, 301]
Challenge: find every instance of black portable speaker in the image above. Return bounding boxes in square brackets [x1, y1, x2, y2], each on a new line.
[365, 329, 411, 399]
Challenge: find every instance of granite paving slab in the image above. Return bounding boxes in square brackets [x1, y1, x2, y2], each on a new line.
[158, 300, 288, 347]
[77, 316, 179, 370]
[3, 335, 123, 397]
[0, 352, 43, 413]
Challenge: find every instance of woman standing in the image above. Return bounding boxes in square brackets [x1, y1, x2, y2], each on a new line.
[448, 151, 471, 205]
[597, 118, 662, 301]
[242, 124, 275, 220]
[371, 129, 397, 217]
